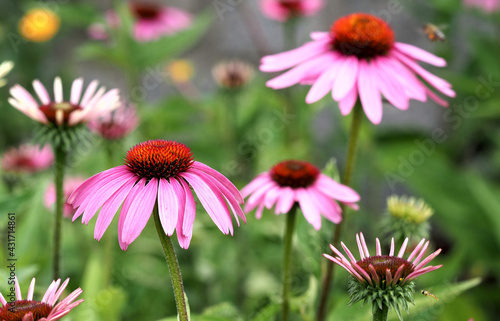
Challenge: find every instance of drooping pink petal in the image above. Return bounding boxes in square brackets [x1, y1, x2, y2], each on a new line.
[157, 178, 179, 235]
[240, 173, 271, 198]
[191, 161, 243, 204]
[358, 60, 383, 124]
[260, 38, 331, 72]
[178, 178, 196, 239]
[394, 42, 446, 67]
[315, 174, 360, 202]
[338, 85, 358, 116]
[275, 186, 295, 214]
[118, 178, 157, 250]
[296, 188, 322, 230]
[180, 172, 233, 235]
[94, 177, 136, 241]
[332, 55, 359, 100]
[305, 55, 342, 104]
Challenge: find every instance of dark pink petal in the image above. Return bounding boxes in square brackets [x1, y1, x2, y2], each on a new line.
[94, 178, 136, 241]
[118, 178, 157, 250]
[158, 178, 179, 236]
[180, 172, 233, 235]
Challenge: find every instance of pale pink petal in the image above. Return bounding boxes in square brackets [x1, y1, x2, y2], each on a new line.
[371, 59, 409, 110]
[378, 56, 427, 102]
[192, 161, 243, 203]
[397, 238, 409, 258]
[276, 186, 295, 214]
[338, 85, 358, 116]
[266, 53, 336, 89]
[309, 187, 342, 223]
[15, 276, 22, 300]
[407, 238, 426, 262]
[240, 173, 271, 198]
[27, 278, 36, 300]
[80, 80, 99, 107]
[70, 78, 84, 105]
[260, 38, 331, 72]
[305, 55, 342, 104]
[358, 60, 383, 124]
[33, 80, 51, 105]
[314, 174, 360, 202]
[332, 56, 359, 100]
[296, 188, 322, 230]
[54, 77, 63, 103]
[394, 42, 446, 67]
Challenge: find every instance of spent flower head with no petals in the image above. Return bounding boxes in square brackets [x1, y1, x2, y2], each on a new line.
[324, 232, 442, 320]
[260, 13, 455, 124]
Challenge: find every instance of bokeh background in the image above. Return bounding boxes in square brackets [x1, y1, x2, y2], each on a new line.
[0, 0, 499, 320]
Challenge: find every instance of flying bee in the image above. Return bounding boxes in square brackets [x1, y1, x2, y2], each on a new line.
[421, 290, 439, 300]
[423, 23, 446, 42]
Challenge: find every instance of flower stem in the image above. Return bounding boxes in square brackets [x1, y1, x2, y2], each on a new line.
[53, 144, 66, 279]
[317, 101, 363, 321]
[282, 204, 298, 321]
[373, 305, 389, 321]
[153, 203, 190, 321]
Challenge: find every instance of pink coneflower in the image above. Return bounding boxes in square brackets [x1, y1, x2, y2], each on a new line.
[0, 276, 83, 321]
[129, 1, 192, 42]
[260, 13, 456, 125]
[8, 77, 120, 126]
[1, 144, 54, 173]
[324, 232, 442, 319]
[87, 101, 138, 140]
[241, 160, 359, 230]
[45, 177, 86, 218]
[68, 140, 245, 250]
[464, 0, 500, 11]
[260, 0, 324, 22]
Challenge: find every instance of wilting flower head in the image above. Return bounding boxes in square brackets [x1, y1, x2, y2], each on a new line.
[129, 1, 192, 42]
[0, 276, 83, 321]
[324, 232, 442, 320]
[212, 60, 254, 89]
[464, 0, 500, 11]
[260, 0, 324, 22]
[0, 61, 14, 88]
[260, 13, 455, 124]
[383, 195, 434, 244]
[1, 144, 54, 173]
[241, 160, 360, 229]
[69, 140, 245, 250]
[45, 177, 86, 218]
[8, 77, 120, 127]
[19, 8, 60, 42]
[88, 101, 138, 140]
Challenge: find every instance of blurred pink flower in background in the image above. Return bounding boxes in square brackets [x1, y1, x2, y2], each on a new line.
[88, 101, 139, 140]
[45, 177, 86, 218]
[88, 10, 120, 40]
[8, 77, 120, 126]
[464, 0, 500, 12]
[241, 160, 359, 229]
[1, 144, 53, 173]
[129, 1, 192, 42]
[69, 140, 245, 250]
[260, 0, 325, 22]
[260, 13, 455, 124]
[0, 276, 83, 321]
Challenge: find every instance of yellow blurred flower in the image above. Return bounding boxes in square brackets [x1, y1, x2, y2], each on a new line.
[387, 195, 434, 224]
[19, 8, 60, 42]
[167, 60, 194, 84]
[0, 61, 14, 87]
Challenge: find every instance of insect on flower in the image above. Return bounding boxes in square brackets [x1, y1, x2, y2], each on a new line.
[421, 290, 439, 300]
[423, 23, 446, 42]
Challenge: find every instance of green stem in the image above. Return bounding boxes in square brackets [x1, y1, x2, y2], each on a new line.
[282, 205, 298, 321]
[373, 305, 389, 321]
[153, 203, 189, 321]
[53, 144, 66, 280]
[317, 102, 363, 321]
